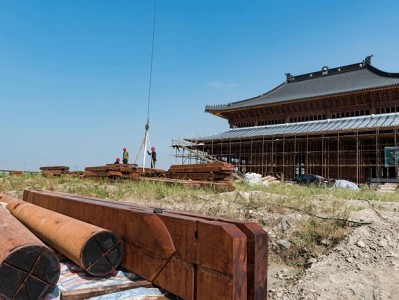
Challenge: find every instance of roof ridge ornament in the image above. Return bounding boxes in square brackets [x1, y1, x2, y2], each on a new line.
[285, 73, 293, 81]
[363, 54, 373, 66]
[321, 66, 329, 75]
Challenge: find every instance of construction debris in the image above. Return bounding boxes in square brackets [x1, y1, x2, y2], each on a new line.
[0, 204, 60, 300]
[23, 189, 268, 300]
[1, 193, 124, 277]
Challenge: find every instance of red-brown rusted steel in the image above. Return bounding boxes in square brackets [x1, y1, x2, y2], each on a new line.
[0, 194, 124, 277]
[23, 190, 250, 300]
[0, 204, 60, 300]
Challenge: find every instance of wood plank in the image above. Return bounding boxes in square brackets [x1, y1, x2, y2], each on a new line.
[61, 280, 152, 300]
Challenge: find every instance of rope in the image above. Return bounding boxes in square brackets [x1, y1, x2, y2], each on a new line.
[146, 0, 157, 126]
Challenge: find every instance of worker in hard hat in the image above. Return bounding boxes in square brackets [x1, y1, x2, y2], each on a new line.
[147, 146, 157, 168]
[122, 148, 129, 164]
[114, 157, 120, 164]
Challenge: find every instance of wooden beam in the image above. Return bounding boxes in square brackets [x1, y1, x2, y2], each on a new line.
[23, 190, 252, 300]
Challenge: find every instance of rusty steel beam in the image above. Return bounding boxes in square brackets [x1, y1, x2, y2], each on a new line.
[0, 194, 124, 277]
[0, 205, 60, 300]
[23, 190, 252, 300]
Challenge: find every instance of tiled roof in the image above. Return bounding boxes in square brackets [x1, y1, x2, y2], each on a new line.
[205, 60, 399, 112]
[188, 113, 399, 142]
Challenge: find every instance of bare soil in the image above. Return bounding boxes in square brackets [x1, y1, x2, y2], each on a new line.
[267, 200, 399, 300]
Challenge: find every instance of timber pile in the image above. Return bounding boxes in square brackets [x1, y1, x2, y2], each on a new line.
[9, 170, 23, 175]
[1, 194, 124, 277]
[40, 166, 70, 177]
[83, 164, 139, 179]
[137, 167, 166, 177]
[0, 204, 60, 299]
[23, 190, 268, 300]
[167, 162, 233, 181]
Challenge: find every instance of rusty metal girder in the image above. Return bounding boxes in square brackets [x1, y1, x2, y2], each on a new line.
[0, 204, 60, 300]
[24, 190, 260, 299]
[0, 194, 124, 277]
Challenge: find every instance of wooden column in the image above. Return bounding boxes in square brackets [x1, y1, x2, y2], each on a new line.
[1, 194, 124, 277]
[0, 204, 60, 300]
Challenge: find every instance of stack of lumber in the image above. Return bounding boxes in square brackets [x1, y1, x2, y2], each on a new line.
[83, 164, 139, 179]
[167, 162, 233, 181]
[137, 167, 166, 177]
[9, 170, 23, 175]
[377, 182, 398, 193]
[261, 175, 281, 184]
[40, 166, 70, 177]
[23, 190, 269, 300]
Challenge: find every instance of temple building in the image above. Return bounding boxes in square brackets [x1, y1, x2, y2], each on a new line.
[175, 56, 399, 184]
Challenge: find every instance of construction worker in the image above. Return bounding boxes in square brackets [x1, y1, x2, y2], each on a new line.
[122, 148, 129, 164]
[147, 146, 157, 168]
[114, 157, 120, 164]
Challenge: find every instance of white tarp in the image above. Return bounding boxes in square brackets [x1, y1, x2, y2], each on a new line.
[334, 180, 360, 190]
[244, 173, 269, 187]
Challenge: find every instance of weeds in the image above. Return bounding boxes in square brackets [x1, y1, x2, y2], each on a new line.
[1, 173, 397, 271]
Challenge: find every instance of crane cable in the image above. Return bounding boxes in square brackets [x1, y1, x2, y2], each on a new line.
[134, 0, 157, 166]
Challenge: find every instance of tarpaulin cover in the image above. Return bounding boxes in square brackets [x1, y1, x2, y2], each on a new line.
[45, 261, 163, 300]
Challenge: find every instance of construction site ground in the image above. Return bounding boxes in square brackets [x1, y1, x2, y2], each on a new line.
[1, 174, 398, 299]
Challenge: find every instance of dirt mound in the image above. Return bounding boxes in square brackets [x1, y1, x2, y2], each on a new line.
[269, 203, 399, 299]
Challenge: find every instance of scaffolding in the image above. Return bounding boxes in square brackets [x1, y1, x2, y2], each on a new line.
[173, 125, 399, 184]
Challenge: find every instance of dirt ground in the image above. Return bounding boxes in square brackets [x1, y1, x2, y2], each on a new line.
[1, 177, 399, 299]
[120, 188, 399, 300]
[266, 199, 399, 300]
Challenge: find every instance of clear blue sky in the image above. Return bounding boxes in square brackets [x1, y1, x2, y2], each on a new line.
[1, 1, 399, 171]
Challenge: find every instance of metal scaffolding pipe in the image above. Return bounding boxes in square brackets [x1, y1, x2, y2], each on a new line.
[0, 205, 60, 300]
[0, 194, 124, 277]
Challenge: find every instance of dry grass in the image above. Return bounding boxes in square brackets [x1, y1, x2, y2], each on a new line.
[1, 173, 397, 269]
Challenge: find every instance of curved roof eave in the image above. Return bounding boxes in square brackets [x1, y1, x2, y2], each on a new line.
[205, 63, 399, 113]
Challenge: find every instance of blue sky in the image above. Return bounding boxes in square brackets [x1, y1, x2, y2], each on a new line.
[1, 1, 399, 171]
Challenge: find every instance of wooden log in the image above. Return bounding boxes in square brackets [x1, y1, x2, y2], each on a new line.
[23, 190, 249, 300]
[0, 205, 60, 300]
[22, 191, 176, 284]
[0, 194, 124, 277]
